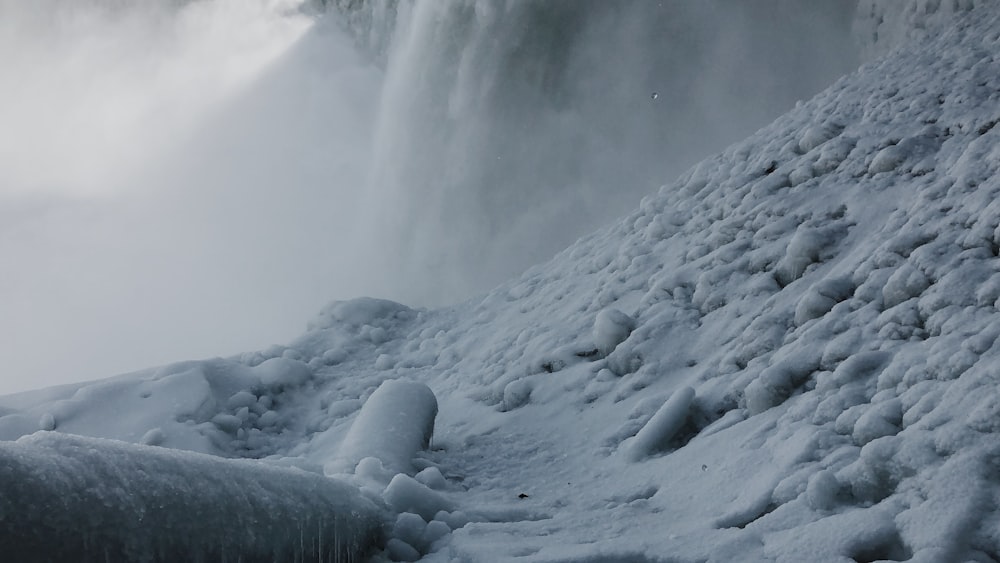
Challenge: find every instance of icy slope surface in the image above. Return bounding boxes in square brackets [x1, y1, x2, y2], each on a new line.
[3, 2, 1000, 561]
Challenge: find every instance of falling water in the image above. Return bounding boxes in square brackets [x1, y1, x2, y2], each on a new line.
[342, 0, 861, 304]
[0, 0, 861, 390]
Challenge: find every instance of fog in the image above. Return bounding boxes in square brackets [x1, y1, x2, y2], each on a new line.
[0, 0, 381, 391]
[0, 0, 859, 392]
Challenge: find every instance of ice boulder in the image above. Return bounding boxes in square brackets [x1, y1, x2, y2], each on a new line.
[383, 473, 453, 521]
[623, 386, 695, 462]
[594, 308, 637, 357]
[327, 379, 438, 476]
[0, 432, 383, 562]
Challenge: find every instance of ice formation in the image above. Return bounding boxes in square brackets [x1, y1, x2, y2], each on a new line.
[0, 432, 382, 561]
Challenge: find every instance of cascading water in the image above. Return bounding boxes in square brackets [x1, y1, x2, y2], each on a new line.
[1, 0, 863, 391]
[348, 0, 861, 304]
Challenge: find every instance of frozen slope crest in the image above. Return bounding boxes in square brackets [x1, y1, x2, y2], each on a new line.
[4, 2, 1000, 561]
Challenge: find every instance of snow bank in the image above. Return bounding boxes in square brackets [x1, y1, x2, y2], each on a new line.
[0, 432, 383, 562]
[327, 379, 438, 476]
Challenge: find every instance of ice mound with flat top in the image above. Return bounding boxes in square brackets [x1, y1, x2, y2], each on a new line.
[4, 1, 1000, 561]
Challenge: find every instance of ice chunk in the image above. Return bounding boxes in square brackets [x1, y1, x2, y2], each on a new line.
[322, 347, 347, 365]
[421, 519, 451, 549]
[375, 353, 395, 370]
[799, 123, 841, 152]
[882, 264, 930, 309]
[593, 308, 637, 357]
[501, 378, 533, 411]
[434, 510, 469, 530]
[415, 466, 448, 490]
[386, 538, 421, 562]
[392, 512, 428, 548]
[225, 390, 258, 410]
[869, 144, 906, 173]
[806, 470, 841, 511]
[210, 413, 243, 433]
[623, 386, 694, 462]
[328, 379, 438, 475]
[253, 357, 312, 388]
[775, 226, 836, 285]
[257, 410, 281, 428]
[383, 473, 453, 521]
[746, 351, 821, 414]
[0, 432, 382, 561]
[853, 399, 903, 445]
[37, 413, 55, 431]
[794, 276, 854, 326]
[139, 428, 165, 446]
[356, 456, 396, 484]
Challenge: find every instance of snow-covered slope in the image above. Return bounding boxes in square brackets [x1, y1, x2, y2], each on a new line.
[853, 0, 985, 57]
[4, 1, 1000, 561]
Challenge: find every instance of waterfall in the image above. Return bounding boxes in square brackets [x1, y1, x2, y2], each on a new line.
[0, 0, 868, 390]
[337, 0, 860, 305]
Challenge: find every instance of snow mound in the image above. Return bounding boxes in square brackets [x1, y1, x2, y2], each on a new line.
[0, 432, 383, 562]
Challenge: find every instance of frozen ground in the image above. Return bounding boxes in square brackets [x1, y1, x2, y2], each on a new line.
[3, 1, 1000, 561]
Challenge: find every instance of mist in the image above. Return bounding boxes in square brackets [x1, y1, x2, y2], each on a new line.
[0, 0, 859, 393]
[0, 0, 382, 392]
